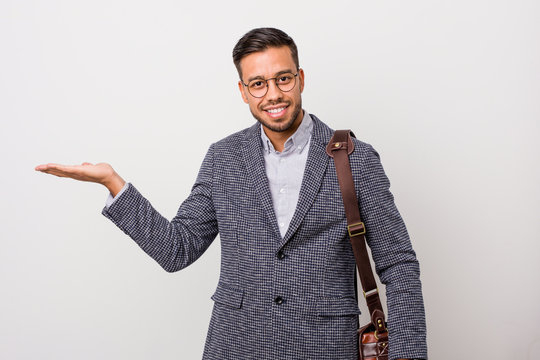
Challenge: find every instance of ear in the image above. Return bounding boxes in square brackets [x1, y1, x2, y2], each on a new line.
[238, 81, 249, 104]
[298, 68, 305, 93]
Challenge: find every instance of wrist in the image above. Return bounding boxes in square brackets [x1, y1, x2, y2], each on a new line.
[103, 172, 126, 197]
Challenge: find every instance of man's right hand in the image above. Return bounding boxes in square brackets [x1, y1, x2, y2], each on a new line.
[34, 162, 126, 197]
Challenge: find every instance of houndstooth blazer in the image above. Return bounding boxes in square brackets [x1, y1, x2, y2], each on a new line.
[102, 114, 427, 360]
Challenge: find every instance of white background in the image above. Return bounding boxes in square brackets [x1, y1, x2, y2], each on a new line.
[1, 0, 539, 359]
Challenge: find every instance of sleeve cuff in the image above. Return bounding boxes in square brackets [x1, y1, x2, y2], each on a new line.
[105, 182, 129, 208]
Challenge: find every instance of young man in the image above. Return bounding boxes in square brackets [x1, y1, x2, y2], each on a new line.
[36, 28, 427, 360]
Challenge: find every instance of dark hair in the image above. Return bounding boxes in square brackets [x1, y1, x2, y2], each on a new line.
[232, 27, 299, 79]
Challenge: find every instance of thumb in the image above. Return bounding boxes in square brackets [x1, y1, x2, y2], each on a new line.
[81, 162, 93, 166]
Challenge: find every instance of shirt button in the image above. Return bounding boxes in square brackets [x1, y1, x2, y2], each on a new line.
[277, 250, 286, 260]
[279, 188, 286, 193]
[279, 222, 284, 227]
[274, 296, 284, 305]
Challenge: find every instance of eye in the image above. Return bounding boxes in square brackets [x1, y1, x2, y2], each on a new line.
[277, 75, 293, 84]
[249, 80, 265, 89]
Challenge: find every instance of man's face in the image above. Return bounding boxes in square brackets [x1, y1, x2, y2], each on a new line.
[237, 46, 305, 135]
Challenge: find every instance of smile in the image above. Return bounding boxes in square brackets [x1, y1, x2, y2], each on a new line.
[264, 105, 289, 118]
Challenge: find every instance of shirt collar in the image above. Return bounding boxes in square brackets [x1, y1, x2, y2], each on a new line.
[260, 110, 313, 154]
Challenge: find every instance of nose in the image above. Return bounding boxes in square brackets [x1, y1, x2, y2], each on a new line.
[265, 78, 282, 101]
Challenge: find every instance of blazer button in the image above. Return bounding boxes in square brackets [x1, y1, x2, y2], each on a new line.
[277, 250, 286, 260]
[274, 296, 284, 305]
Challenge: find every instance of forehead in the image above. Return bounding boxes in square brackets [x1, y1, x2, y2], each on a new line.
[239, 46, 296, 80]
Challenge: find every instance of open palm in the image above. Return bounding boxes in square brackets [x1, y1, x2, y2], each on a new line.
[35, 162, 115, 184]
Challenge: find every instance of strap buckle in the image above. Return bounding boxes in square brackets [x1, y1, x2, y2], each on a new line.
[363, 287, 379, 299]
[347, 222, 366, 237]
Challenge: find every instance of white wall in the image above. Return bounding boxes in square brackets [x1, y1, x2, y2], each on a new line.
[1, 0, 539, 359]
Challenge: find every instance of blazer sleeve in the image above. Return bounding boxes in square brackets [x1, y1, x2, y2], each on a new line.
[357, 144, 428, 360]
[101, 143, 218, 273]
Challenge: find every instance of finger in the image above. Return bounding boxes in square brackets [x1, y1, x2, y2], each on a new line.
[39, 163, 81, 176]
[41, 169, 71, 178]
[82, 162, 93, 166]
[35, 164, 59, 172]
[36, 163, 64, 171]
[45, 167, 88, 180]
[44, 163, 67, 172]
[50, 163, 81, 171]
[35, 163, 63, 171]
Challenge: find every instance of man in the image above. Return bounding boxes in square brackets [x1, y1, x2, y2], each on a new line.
[35, 28, 427, 360]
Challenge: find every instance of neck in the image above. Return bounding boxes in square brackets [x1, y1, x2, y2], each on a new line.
[263, 110, 304, 152]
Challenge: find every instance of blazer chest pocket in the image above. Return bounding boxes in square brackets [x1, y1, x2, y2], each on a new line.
[316, 296, 361, 316]
[211, 283, 244, 309]
[310, 190, 346, 223]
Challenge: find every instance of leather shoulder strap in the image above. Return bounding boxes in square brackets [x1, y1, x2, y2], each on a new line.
[327, 130, 387, 332]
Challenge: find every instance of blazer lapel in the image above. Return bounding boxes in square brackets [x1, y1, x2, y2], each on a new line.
[279, 115, 333, 248]
[241, 123, 282, 239]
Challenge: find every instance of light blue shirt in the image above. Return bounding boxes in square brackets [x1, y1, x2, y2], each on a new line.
[260, 110, 312, 237]
[106, 110, 314, 238]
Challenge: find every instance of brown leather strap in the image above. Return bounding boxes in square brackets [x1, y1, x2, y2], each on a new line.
[326, 130, 387, 332]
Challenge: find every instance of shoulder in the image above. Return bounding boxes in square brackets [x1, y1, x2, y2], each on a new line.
[203, 122, 260, 164]
[350, 136, 379, 164]
[310, 113, 378, 163]
[217, 125, 256, 145]
[214, 124, 252, 144]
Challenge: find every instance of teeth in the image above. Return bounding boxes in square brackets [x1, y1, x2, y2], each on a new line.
[266, 107, 285, 114]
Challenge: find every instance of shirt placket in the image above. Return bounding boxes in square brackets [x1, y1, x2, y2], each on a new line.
[276, 139, 297, 237]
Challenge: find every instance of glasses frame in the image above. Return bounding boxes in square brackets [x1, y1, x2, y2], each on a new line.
[241, 72, 299, 98]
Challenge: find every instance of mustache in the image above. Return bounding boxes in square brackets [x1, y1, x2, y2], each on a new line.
[260, 99, 290, 108]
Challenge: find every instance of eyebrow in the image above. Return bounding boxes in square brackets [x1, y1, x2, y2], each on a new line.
[247, 69, 294, 83]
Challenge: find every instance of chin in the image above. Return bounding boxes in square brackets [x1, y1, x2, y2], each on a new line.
[259, 116, 295, 133]
[252, 105, 302, 134]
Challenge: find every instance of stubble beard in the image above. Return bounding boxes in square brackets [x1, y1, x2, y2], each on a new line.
[251, 100, 303, 133]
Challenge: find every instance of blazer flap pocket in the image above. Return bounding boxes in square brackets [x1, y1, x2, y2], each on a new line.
[316, 296, 361, 316]
[211, 283, 244, 309]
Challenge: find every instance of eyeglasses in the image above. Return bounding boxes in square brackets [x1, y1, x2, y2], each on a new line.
[241, 72, 298, 98]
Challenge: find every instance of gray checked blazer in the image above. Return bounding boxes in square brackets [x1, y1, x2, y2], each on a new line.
[102, 114, 427, 360]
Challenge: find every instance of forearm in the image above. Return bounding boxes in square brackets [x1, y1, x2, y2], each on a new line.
[102, 183, 218, 272]
[102, 143, 219, 272]
[383, 260, 427, 360]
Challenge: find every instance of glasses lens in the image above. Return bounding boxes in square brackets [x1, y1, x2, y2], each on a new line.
[276, 73, 296, 92]
[248, 79, 267, 98]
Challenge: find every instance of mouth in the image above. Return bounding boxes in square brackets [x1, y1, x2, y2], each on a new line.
[263, 105, 289, 118]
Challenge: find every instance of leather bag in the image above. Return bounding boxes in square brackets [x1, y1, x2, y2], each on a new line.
[326, 130, 389, 360]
